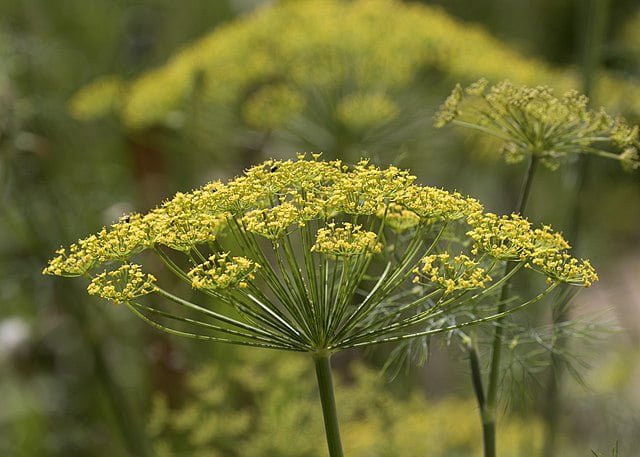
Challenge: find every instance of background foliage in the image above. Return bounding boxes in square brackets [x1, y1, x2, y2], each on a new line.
[1, 0, 639, 456]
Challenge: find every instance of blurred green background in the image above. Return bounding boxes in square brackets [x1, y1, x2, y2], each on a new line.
[1, 0, 639, 456]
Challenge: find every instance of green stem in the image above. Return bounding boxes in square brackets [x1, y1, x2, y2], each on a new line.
[478, 154, 539, 457]
[467, 339, 486, 419]
[515, 153, 538, 215]
[313, 352, 344, 457]
[482, 419, 496, 457]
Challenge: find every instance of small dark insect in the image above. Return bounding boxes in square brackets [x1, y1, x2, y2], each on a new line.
[123, 215, 131, 223]
[270, 165, 278, 172]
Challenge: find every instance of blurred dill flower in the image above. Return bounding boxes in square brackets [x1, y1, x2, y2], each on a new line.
[435, 79, 640, 170]
[68, 75, 124, 121]
[147, 350, 545, 457]
[335, 93, 399, 130]
[69, 0, 614, 134]
[241, 84, 305, 130]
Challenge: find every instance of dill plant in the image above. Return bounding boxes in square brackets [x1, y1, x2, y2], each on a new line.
[434, 79, 639, 457]
[44, 156, 597, 456]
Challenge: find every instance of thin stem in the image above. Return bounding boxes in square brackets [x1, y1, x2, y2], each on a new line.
[515, 153, 538, 215]
[467, 339, 485, 411]
[339, 282, 559, 348]
[313, 352, 344, 457]
[479, 153, 539, 457]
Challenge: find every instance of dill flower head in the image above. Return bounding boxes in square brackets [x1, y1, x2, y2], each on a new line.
[335, 93, 399, 130]
[243, 203, 302, 240]
[413, 254, 491, 295]
[188, 253, 259, 291]
[311, 223, 382, 257]
[87, 263, 156, 304]
[42, 241, 97, 277]
[44, 156, 597, 352]
[435, 79, 640, 170]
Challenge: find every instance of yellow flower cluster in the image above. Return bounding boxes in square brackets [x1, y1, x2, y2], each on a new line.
[70, 0, 640, 133]
[312, 223, 382, 257]
[530, 253, 598, 287]
[45, 157, 597, 310]
[467, 213, 597, 286]
[335, 93, 399, 130]
[400, 186, 482, 221]
[242, 84, 306, 130]
[188, 253, 259, 291]
[413, 253, 491, 294]
[328, 159, 417, 215]
[42, 213, 150, 276]
[467, 213, 541, 260]
[436, 79, 640, 170]
[243, 203, 302, 240]
[87, 263, 156, 304]
[92, 213, 152, 261]
[43, 242, 96, 277]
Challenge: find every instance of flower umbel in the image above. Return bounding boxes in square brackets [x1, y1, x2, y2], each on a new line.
[189, 253, 259, 291]
[45, 157, 595, 351]
[87, 263, 156, 304]
[413, 254, 491, 295]
[312, 223, 382, 257]
[435, 79, 640, 170]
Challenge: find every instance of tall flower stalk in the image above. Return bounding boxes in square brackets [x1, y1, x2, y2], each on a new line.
[44, 156, 597, 456]
[435, 79, 638, 457]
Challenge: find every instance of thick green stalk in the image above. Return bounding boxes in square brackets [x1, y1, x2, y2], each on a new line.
[470, 153, 539, 457]
[313, 352, 345, 457]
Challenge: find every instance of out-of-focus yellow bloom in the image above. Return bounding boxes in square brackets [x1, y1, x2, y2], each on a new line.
[69, 0, 640, 133]
[148, 349, 545, 457]
[69, 75, 124, 121]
